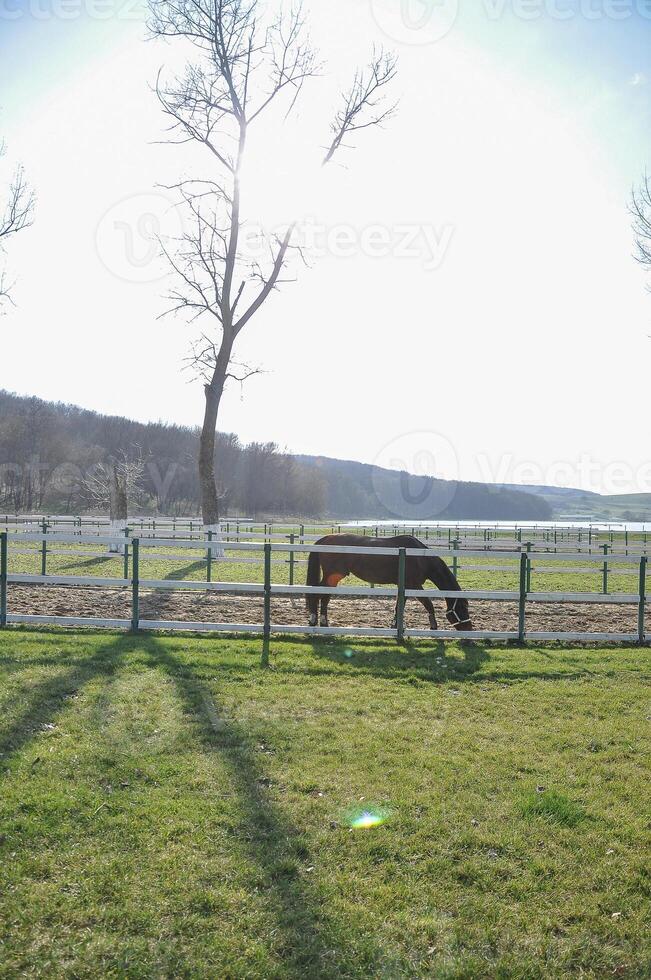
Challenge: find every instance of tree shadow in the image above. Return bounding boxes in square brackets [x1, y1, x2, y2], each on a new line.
[61, 556, 117, 571]
[141, 635, 376, 977]
[163, 560, 207, 581]
[0, 634, 127, 763]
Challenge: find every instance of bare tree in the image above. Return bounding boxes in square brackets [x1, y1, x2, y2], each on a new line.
[149, 0, 397, 527]
[0, 140, 34, 307]
[82, 451, 145, 552]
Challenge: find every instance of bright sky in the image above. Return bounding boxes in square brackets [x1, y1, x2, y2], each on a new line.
[1, 0, 650, 495]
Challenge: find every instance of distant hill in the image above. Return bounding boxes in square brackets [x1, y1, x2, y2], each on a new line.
[1, 389, 648, 521]
[297, 455, 553, 521]
[0, 389, 553, 520]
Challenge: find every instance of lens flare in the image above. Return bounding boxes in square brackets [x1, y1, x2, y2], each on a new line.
[347, 808, 389, 829]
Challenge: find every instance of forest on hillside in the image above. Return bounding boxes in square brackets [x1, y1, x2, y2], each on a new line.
[0, 391, 552, 520]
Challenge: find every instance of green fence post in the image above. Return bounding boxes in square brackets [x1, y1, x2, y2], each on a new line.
[0, 531, 7, 628]
[396, 548, 406, 643]
[131, 538, 140, 632]
[123, 527, 130, 582]
[638, 556, 647, 645]
[207, 530, 213, 583]
[41, 520, 48, 577]
[452, 539, 460, 579]
[525, 542, 533, 593]
[289, 533, 295, 586]
[518, 552, 528, 643]
[263, 543, 272, 640]
[601, 544, 609, 595]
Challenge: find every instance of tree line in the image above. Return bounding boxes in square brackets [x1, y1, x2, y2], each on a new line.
[0, 390, 325, 518]
[0, 390, 554, 521]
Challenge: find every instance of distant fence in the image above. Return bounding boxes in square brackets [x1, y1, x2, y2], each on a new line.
[0, 532, 648, 645]
[1, 515, 650, 556]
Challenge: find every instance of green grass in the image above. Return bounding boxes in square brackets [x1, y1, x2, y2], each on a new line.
[0, 629, 650, 978]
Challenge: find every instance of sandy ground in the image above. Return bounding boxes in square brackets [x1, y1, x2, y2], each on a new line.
[6, 584, 647, 636]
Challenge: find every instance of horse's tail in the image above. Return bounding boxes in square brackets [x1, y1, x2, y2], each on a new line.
[306, 549, 321, 609]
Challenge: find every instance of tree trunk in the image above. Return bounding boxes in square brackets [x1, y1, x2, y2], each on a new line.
[108, 462, 128, 555]
[199, 382, 223, 526]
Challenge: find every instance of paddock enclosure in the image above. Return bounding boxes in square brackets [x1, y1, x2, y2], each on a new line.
[1, 516, 649, 643]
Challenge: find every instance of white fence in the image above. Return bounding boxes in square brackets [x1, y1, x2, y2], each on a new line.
[0, 532, 648, 645]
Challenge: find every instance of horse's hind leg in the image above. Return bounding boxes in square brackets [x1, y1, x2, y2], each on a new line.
[320, 573, 344, 627]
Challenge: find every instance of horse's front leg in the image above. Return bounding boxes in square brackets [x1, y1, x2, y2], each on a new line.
[414, 589, 438, 630]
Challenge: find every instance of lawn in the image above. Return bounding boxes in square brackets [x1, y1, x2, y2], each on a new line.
[0, 630, 649, 978]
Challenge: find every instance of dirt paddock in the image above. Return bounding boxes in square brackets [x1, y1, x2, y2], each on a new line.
[6, 584, 648, 636]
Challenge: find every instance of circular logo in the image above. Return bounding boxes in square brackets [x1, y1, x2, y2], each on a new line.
[95, 192, 183, 283]
[370, 0, 459, 46]
[371, 430, 459, 519]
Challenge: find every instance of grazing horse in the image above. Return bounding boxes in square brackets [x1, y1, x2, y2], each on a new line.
[306, 534, 473, 631]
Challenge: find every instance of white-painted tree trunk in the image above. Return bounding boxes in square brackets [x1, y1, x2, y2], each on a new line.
[108, 519, 127, 555]
[204, 524, 226, 559]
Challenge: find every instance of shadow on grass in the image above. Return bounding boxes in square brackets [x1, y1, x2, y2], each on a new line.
[60, 556, 117, 571]
[305, 637, 491, 684]
[0, 634, 127, 762]
[162, 560, 207, 581]
[141, 634, 375, 977]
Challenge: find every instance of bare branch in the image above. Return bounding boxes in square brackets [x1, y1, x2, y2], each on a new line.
[631, 172, 651, 277]
[322, 48, 398, 166]
[0, 142, 34, 307]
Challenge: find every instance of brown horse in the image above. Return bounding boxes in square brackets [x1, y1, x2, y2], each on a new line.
[306, 534, 473, 631]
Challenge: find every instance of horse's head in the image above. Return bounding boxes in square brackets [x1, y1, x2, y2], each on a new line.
[445, 596, 473, 631]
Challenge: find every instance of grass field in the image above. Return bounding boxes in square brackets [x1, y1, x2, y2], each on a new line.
[1, 629, 649, 978]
